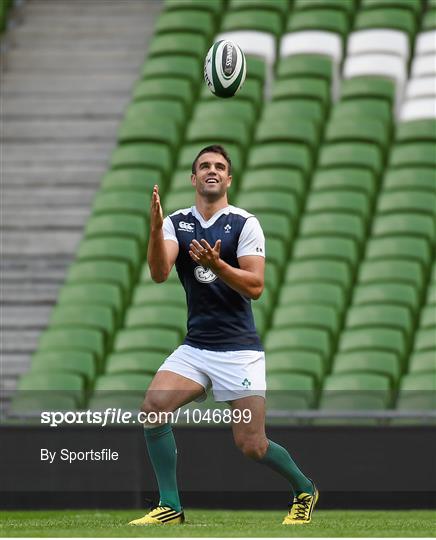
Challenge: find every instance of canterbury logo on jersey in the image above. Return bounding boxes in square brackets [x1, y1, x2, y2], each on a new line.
[178, 221, 195, 232]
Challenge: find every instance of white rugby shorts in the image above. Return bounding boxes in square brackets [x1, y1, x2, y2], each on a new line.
[158, 344, 266, 402]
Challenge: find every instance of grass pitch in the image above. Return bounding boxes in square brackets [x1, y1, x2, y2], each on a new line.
[0, 509, 435, 537]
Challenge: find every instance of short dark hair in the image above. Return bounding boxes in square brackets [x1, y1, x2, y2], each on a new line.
[191, 144, 232, 175]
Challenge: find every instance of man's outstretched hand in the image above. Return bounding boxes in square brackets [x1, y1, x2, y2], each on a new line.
[189, 238, 222, 270]
[150, 185, 163, 232]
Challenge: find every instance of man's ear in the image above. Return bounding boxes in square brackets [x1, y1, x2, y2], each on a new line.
[191, 173, 197, 187]
[227, 175, 233, 187]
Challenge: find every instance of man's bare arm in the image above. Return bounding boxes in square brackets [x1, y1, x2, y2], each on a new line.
[189, 239, 264, 299]
[147, 185, 179, 283]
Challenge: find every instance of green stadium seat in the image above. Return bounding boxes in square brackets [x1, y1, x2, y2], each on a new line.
[287, 9, 348, 36]
[236, 191, 298, 224]
[264, 260, 281, 295]
[100, 169, 163, 193]
[294, 0, 356, 17]
[17, 372, 85, 408]
[164, 0, 225, 16]
[95, 373, 154, 392]
[148, 33, 207, 63]
[365, 237, 431, 271]
[165, 191, 195, 215]
[409, 351, 436, 374]
[354, 8, 416, 37]
[318, 143, 382, 176]
[325, 118, 388, 150]
[333, 351, 401, 387]
[133, 282, 186, 307]
[266, 328, 331, 365]
[66, 261, 131, 299]
[125, 305, 186, 339]
[239, 168, 305, 200]
[403, 372, 436, 392]
[280, 282, 346, 313]
[125, 101, 186, 129]
[300, 213, 365, 246]
[142, 55, 201, 88]
[422, 8, 436, 30]
[230, 0, 289, 16]
[87, 393, 143, 412]
[256, 212, 294, 244]
[133, 77, 194, 110]
[353, 283, 419, 314]
[118, 117, 180, 149]
[170, 168, 193, 193]
[360, 0, 421, 18]
[372, 214, 434, 245]
[221, 9, 283, 36]
[272, 78, 330, 110]
[390, 143, 436, 168]
[76, 237, 140, 277]
[106, 351, 165, 375]
[345, 304, 412, 340]
[155, 9, 215, 39]
[377, 190, 436, 217]
[194, 100, 256, 129]
[272, 304, 339, 339]
[339, 328, 406, 361]
[265, 237, 288, 270]
[340, 76, 396, 107]
[49, 305, 115, 343]
[252, 303, 266, 338]
[85, 214, 147, 246]
[332, 99, 392, 126]
[187, 118, 250, 150]
[267, 350, 325, 386]
[320, 373, 392, 414]
[311, 168, 376, 198]
[277, 54, 333, 85]
[263, 99, 324, 128]
[383, 168, 435, 192]
[306, 190, 370, 220]
[396, 120, 436, 143]
[293, 236, 358, 270]
[427, 284, 436, 305]
[248, 143, 312, 176]
[31, 351, 97, 387]
[266, 372, 316, 409]
[420, 306, 436, 329]
[58, 283, 124, 322]
[285, 260, 351, 290]
[110, 144, 172, 177]
[358, 260, 423, 290]
[323, 373, 392, 399]
[414, 328, 436, 353]
[92, 191, 149, 218]
[255, 119, 319, 152]
[38, 328, 105, 367]
[114, 328, 180, 354]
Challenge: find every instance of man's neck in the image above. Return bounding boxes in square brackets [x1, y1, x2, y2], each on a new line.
[195, 196, 229, 221]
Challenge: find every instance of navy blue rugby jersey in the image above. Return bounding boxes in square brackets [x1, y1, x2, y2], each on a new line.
[163, 205, 265, 351]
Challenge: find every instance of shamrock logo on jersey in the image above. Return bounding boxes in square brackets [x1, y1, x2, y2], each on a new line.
[242, 378, 251, 389]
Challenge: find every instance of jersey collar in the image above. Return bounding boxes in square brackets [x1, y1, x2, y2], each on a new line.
[192, 205, 231, 228]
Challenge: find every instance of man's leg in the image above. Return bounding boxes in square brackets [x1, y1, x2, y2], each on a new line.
[230, 396, 318, 524]
[129, 370, 205, 525]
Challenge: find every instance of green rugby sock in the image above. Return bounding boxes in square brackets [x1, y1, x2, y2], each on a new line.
[144, 424, 182, 512]
[259, 439, 313, 495]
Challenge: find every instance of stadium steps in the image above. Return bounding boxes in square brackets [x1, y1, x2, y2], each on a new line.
[1, 0, 163, 406]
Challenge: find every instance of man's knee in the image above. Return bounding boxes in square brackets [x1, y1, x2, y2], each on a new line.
[141, 393, 170, 416]
[234, 435, 268, 461]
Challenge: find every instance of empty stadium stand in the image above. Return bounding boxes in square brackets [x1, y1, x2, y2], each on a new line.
[2, 0, 435, 424]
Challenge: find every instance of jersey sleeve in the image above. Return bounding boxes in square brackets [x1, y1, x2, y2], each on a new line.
[237, 217, 265, 258]
[163, 216, 178, 244]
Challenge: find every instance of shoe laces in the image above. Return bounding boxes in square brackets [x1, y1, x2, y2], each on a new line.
[289, 493, 312, 520]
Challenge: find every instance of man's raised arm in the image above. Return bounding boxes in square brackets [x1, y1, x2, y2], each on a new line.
[147, 185, 179, 283]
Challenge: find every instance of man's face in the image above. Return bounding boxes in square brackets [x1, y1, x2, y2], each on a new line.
[191, 152, 232, 201]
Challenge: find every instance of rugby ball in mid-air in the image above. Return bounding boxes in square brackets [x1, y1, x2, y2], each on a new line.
[204, 40, 246, 99]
